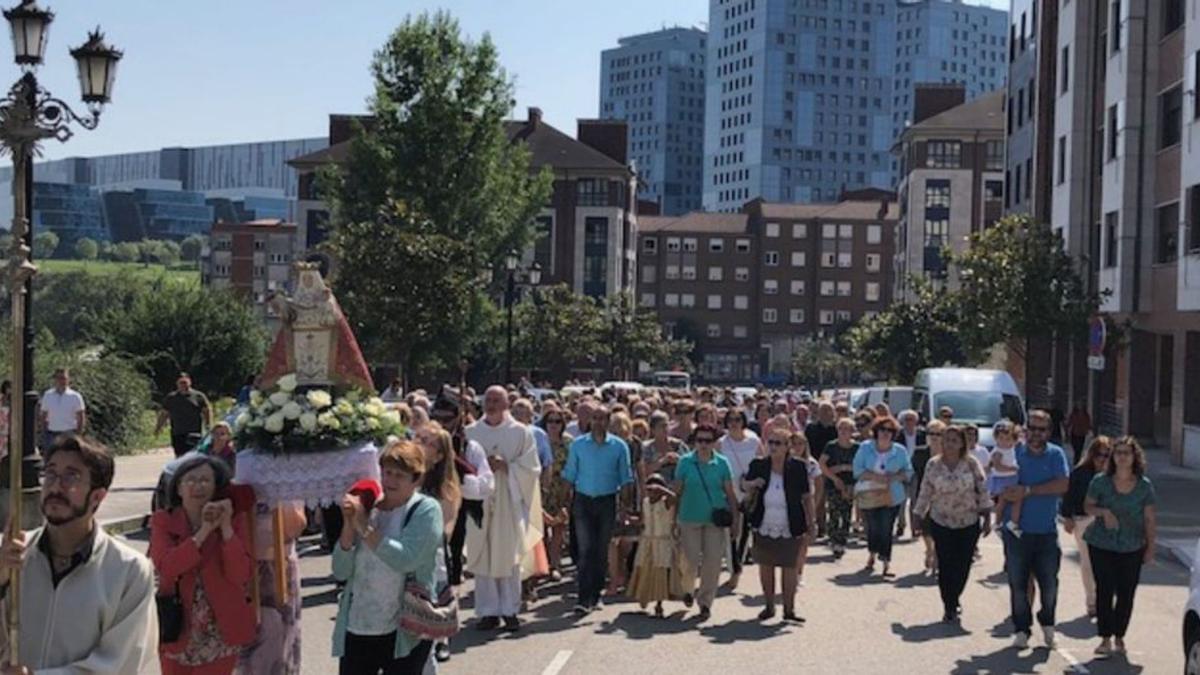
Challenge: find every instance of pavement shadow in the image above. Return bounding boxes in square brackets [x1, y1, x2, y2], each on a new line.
[698, 618, 790, 644]
[300, 574, 334, 588]
[451, 613, 580, 653]
[594, 610, 701, 640]
[1054, 613, 1096, 640]
[950, 645, 1050, 674]
[829, 569, 892, 587]
[1078, 654, 1145, 674]
[892, 571, 937, 589]
[890, 620, 970, 642]
[301, 588, 339, 609]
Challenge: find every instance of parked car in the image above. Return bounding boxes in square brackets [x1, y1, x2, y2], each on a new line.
[1185, 537, 1200, 674]
[850, 386, 915, 415]
[598, 381, 645, 398]
[651, 371, 691, 390]
[912, 368, 1026, 447]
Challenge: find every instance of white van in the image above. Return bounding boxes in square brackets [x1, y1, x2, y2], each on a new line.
[912, 368, 1026, 447]
[652, 371, 691, 390]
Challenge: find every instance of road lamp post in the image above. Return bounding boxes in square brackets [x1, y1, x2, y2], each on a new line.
[503, 252, 540, 385]
[1, 2, 120, 662]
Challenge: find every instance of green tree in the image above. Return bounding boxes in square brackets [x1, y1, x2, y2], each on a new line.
[843, 277, 978, 383]
[73, 237, 99, 261]
[949, 214, 1103, 362]
[33, 271, 150, 345]
[33, 230, 59, 259]
[790, 336, 851, 388]
[139, 239, 181, 266]
[110, 241, 141, 263]
[603, 292, 693, 378]
[98, 283, 267, 397]
[180, 234, 205, 264]
[321, 11, 553, 377]
[511, 284, 607, 379]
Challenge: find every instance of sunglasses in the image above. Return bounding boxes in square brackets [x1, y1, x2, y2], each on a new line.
[694, 437, 716, 444]
[545, 419, 564, 424]
[1112, 450, 1133, 457]
[1095, 452, 1111, 459]
[928, 432, 943, 437]
[1028, 426, 1049, 432]
[767, 439, 786, 446]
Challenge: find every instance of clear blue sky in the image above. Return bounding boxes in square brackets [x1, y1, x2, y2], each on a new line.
[15, 0, 1006, 161]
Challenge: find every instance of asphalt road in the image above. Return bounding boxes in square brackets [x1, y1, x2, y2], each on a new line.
[120, 522, 1193, 675]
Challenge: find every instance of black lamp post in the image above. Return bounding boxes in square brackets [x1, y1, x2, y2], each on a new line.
[503, 252, 541, 385]
[3, 1, 121, 516]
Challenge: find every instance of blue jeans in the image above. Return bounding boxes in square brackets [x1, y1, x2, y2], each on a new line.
[864, 506, 900, 562]
[572, 493, 616, 608]
[1002, 530, 1061, 634]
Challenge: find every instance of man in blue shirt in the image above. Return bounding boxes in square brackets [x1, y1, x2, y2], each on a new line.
[512, 399, 553, 471]
[562, 405, 632, 614]
[1001, 409, 1070, 650]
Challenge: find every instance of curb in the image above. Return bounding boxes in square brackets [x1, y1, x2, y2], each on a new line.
[101, 513, 149, 537]
[1161, 538, 1196, 571]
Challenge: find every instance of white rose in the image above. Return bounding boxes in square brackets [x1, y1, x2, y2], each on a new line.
[269, 391, 291, 407]
[264, 412, 286, 434]
[306, 390, 333, 409]
[282, 401, 303, 420]
[368, 397, 385, 408]
[367, 417, 382, 431]
[249, 390, 264, 406]
[234, 413, 251, 432]
[364, 403, 385, 418]
[317, 412, 340, 430]
[277, 374, 298, 393]
[381, 411, 402, 427]
[299, 412, 318, 432]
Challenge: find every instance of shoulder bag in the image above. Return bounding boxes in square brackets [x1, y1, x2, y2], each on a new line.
[156, 579, 184, 643]
[693, 460, 734, 528]
[396, 498, 460, 640]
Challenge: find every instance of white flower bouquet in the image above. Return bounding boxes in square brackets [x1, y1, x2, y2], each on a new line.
[234, 373, 405, 454]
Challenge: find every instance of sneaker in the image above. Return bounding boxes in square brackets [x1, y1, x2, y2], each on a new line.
[476, 616, 501, 630]
[573, 604, 590, 616]
[782, 611, 805, 624]
[1004, 521, 1023, 538]
[434, 642, 452, 663]
[1113, 638, 1126, 654]
[1041, 626, 1056, 648]
[682, 593, 694, 608]
[697, 606, 711, 622]
[1012, 632, 1030, 649]
[1093, 640, 1112, 657]
[502, 615, 521, 631]
[757, 607, 776, 621]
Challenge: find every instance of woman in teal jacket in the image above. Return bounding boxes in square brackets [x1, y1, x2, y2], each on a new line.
[332, 440, 444, 674]
[852, 416, 914, 578]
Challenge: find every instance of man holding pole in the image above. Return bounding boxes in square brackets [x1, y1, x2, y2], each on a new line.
[0, 435, 157, 673]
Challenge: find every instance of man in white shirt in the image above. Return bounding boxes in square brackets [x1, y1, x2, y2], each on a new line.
[38, 368, 86, 451]
[0, 435, 157, 673]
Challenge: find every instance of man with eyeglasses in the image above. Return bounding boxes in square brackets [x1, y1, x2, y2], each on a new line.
[1001, 409, 1070, 650]
[0, 435, 157, 673]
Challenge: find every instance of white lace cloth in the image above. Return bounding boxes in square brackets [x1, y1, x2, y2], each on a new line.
[234, 441, 381, 507]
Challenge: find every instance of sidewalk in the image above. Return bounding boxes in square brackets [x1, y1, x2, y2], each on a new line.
[98, 448, 172, 534]
[1145, 445, 1199, 570]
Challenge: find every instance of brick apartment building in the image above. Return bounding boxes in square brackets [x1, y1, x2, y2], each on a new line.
[639, 197, 897, 383]
[1004, 0, 1200, 466]
[289, 108, 638, 299]
[895, 85, 1006, 300]
[201, 219, 301, 328]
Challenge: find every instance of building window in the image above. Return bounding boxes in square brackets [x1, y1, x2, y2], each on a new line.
[867, 224, 882, 244]
[1194, 51, 1200, 120]
[764, 279, 779, 295]
[1108, 104, 1119, 160]
[925, 180, 951, 208]
[792, 223, 808, 238]
[790, 280, 806, 295]
[1104, 211, 1119, 268]
[664, 293, 679, 307]
[1060, 46, 1070, 94]
[665, 264, 679, 279]
[822, 224, 837, 240]
[734, 295, 749, 310]
[765, 222, 780, 237]
[1057, 136, 1067, 185]
[1163, 0, 1184, 36]
[821, 251, 836, 268]
[866, 253, 881, 272]
[640, 293, 656, 307]
[836, 281, 852, 297]
[1111, 0, 1121, 53]
[253, 239, 265, 251]
[1187, 185, 1200, 252]
[1156, 202, 1179, 264]
[866, 282, 881, 302]
[985, 180, 1004, 201]
[709, 238, 725, 252]
[708, 266, 724, 281]
[985, 140, 1004, 170]
[707, 323, 721, 338]
[819, 310, 835, 326]
[1160, 86, 1182, 149]
[763, 308, 778, 324]
[641, 265, 656, 283]
[736, 238, 751, 253]
[708, 294, 723, 310]
[735, 266, 750, 281]
[820, 280, 835, 297]
[790, 251, 806, 267]
[682, 265, 697, 280]
[733, 325, 748, 338]
[666, 237, 681, 252]
[578, 178, 608, 206]
[682, 293, 696, 308]
[836, 310, 852, 324]
[789, 309, 805, 324]
[839, 224, 853, 240]
[643, 237, 657, 253]
[765, 251, 779, 266]
[683, 237, 698, 252]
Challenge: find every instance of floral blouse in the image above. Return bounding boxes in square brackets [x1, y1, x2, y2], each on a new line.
[165, 577, 240, 666]
[543, 433, 573, 514]
[913, 455, 993, 529]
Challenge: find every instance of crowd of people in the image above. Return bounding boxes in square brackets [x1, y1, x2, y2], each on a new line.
[0, 375, 1162, 674]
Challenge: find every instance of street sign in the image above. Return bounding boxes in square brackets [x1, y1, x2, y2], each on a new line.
[1088, 316, 1106, 357]
[1087, 355, 1106, 371]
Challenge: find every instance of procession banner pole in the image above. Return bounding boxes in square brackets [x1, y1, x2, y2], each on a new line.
[273, 506, 288, 604]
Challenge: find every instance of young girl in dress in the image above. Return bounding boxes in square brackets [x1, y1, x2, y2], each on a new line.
[628, 474, 681, 618]
[788, 432, 822, 585]
[988, 420, 1023, 536]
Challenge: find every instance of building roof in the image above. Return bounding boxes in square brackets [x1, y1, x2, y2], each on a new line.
[213, 218, 296, 230]
[289, 115, 629, 174]
[639, 212, 750, 234]
[906, 89, 1005, 135]
[752, 200, 899, 221]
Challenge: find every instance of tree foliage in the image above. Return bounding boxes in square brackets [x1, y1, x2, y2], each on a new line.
[949, 214, 1102, 357]
[109, 241, 141, 263]
[603, 292, 693, 377]
[180, 234, 206, 263]
[843, 277, 978, 382]
[512, 284, 607, 378]
[790, 336, 852, 387]
[33, 231, 58, 259]
[73, 237, 98, 261]
[33, 271, 150, 346]
[98, 283, 267, 398]
[139, 239, 181, 267]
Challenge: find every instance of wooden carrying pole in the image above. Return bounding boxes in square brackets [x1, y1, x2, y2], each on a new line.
[272, 507, 288, 603]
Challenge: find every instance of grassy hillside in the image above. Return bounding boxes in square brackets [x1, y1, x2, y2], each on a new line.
[38, 259, 200, 285]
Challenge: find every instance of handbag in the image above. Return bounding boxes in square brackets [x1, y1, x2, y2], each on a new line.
[395, 500, 460, 640]
[156, 580, 184, 643]
[854, 479, 893, 511]
[693, 461, 734, 528]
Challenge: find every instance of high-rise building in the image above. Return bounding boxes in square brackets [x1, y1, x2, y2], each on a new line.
[201, 219, 302, 329]
[702, 0, 1006, 213]
[1004, 0, 1200, 466]
[600, 27, 707, 215]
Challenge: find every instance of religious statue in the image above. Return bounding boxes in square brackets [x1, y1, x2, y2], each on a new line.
[259, 262, 373, 392]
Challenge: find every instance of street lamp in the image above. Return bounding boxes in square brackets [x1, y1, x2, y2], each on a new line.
[2, 2, 121, 649]
[503, 252, 540, 385]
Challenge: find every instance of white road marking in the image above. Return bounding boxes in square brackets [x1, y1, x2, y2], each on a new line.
[542, 650, 573, 675]
[1056, 647, 1091, 674]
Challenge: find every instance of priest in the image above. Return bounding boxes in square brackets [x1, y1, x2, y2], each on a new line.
[464, 386, 542, 631]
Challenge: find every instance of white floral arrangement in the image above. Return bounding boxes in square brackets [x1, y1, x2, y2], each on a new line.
[234, 374, 405, 454]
